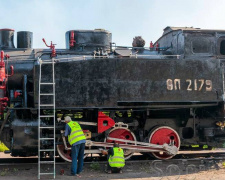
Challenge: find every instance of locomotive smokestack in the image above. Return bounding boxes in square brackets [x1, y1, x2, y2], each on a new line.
[0, 29, 15, 49]
[17, 31, 33, 49]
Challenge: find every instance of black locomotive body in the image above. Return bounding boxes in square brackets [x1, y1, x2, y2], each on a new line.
[0, 26, 225, 160]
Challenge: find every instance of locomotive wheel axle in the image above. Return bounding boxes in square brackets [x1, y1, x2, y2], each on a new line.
[58, 135, 178, 160]
[86, 137, 178, 155]
[57, 126, 180, 162]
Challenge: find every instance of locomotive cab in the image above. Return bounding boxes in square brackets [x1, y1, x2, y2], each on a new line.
[156, 26, 225, 59]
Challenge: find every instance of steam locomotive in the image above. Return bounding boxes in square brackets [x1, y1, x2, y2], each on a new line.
[0, 26, 225, 161]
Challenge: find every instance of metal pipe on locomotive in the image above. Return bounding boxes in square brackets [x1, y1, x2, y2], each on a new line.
[0, 50, 14, 115]
[0, 26, 225, 161]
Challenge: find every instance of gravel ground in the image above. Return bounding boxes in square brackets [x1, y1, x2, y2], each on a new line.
[1, 153, 225, 180]
[0, 156, 225, 180]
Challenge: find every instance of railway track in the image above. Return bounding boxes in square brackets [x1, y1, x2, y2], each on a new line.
[1, 152, 225, 166]
[1, 153, 224, 179]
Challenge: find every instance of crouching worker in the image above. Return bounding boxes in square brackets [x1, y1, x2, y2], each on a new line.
[102, 143, 125, 174]
[64, 116, 86, 177]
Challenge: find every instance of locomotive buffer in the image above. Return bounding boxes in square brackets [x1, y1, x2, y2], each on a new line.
[38, 58, 56, 179]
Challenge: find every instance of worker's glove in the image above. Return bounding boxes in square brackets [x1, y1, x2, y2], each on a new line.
[60, 130, 65, 137]
[101, 150, 108, 155]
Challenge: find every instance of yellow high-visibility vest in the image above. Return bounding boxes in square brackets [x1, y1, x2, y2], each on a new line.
[67, 121, 86, 145]
[108, 147, 125, 168]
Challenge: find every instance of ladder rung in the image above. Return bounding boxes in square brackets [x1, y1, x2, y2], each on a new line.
[41, 61, 55, 64]
[40, 127, 54, 129]
[38, 59, 55, 179]
[40, 173, 54, 175]
[40, 83, 55, 85]
[39, 115, 54, 118]
[40, 161, 55, 164]
[40, 104, 54, 106]
[40, 138, 54, 140]
[39, 149, 54, 151]
[40, 93, 54, 96]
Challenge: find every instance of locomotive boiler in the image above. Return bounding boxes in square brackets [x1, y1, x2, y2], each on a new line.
[0, 26, 225, 161]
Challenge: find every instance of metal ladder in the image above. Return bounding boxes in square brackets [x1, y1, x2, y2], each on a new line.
[38, 58, 56, 179]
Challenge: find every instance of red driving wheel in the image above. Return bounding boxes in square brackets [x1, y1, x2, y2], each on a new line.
[57, 138, 88, 162]
[106, 127, 136, 159]
[57, 143, 72, 162]
[149, 126, 180, 160]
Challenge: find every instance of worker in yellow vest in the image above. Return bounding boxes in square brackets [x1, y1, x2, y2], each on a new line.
[64, 116, 86, 177]
[102, 143, 125, 173]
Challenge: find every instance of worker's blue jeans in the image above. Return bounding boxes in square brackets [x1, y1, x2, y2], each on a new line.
[71, 143, 85, 175]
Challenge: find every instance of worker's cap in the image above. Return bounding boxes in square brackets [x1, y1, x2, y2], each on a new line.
[64, 116, 72, 122]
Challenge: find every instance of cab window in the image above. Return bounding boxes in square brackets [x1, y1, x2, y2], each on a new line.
[191, 38, 211, 53]
[220, 40, 225, 55]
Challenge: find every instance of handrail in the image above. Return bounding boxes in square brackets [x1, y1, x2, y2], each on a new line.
[4, 54, 181, 62]
[40, 54, 181, 62]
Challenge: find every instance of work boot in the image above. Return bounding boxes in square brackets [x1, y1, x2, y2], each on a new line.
[105, 169, 112, 174]
[76, 174, 81, 177]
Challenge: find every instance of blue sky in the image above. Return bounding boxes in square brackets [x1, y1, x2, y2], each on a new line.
[1, 0, 225, 48]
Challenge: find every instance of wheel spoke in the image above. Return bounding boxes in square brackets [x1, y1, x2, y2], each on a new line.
[149, 126, 180, 160]
[57, 139, 88, 162]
